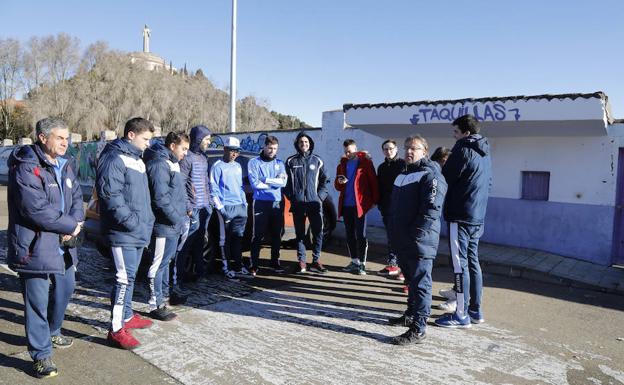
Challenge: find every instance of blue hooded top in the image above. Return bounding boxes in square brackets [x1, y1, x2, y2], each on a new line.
[442, 134, 492, 225]
[180, 125, 212, 210]
[7, 143, 84, 274]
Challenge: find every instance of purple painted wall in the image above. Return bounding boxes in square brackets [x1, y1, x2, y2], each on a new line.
[469, 197, 615, 266]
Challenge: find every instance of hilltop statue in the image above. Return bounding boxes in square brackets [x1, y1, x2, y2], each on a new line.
[143, 25, 151, 53]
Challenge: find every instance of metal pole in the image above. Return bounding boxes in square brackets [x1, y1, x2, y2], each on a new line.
[229, 0, 237, 133]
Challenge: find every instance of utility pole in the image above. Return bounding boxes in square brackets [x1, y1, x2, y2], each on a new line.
[229, 0, 237, 132]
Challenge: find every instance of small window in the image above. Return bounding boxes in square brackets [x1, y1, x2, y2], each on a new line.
[522, 171, 550, 201]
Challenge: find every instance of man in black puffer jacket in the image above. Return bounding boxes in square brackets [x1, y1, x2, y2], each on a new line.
[387, 135, 447, 345]
[144, 131, 190, 322]
[285, 132, 329, 274]
[435, 114, 492, 329]
[96, 117, 156, 349]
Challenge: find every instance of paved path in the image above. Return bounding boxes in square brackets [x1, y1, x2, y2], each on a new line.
[3, 234, 624, 384]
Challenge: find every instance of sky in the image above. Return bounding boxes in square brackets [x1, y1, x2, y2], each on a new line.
[3, 0, 624, 126]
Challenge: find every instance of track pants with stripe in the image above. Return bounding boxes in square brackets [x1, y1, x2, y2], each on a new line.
[397, 254, 432, 331]
[448, 222, 484, 317]
[250, 200, 284, 268]
[216, 204, 248, 271]
[343, 206, 368, 265]
[110, 246, 142, 332]
[148, 235, 179, 311]
[19, 253, 75, 360]
[291, 201, 323, 263]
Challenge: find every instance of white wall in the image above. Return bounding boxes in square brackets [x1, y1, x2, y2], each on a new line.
[489, 136, 617, 205]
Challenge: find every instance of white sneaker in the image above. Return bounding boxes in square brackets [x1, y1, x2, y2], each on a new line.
[235, 267, 254, 279]
[223, 269, 240, 282]
[439, 287, 457, 300]
[437, 299, 457, 312]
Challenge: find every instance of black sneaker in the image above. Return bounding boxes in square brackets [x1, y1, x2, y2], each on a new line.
[149, 306, 178, 321]
[388, 313, 412, 327]
[169, 292, 188, 306]
[392, 326, 426, 345]
[51, 334, 73, 349]
[269, 261, 285, 273]
[308, 261, 327, 273]
[33, 357, 58, 378]
[296, 261, 307, 273]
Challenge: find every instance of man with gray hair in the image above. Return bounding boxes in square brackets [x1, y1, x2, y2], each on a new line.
[7, 117, 85, 378]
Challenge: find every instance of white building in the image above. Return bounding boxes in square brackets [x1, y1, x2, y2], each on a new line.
[334, 91, 623, 267]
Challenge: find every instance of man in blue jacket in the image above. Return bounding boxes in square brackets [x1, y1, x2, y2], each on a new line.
[210, 137, 250, 279]
[179, 125, 212, 284]
[7, 117, 84, 378]
[285, 132, 329, 274]
[435, 114, 492, 328]
[387, 135, 447, 345]
[248, 135, 287, 276]
[144, 131, 189, 321]
[96, 117, 156, 349]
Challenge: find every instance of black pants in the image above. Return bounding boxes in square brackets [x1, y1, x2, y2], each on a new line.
[250, 200, 284, 267]
[343, 206, 368, 264]
[292, 201, 323, 263]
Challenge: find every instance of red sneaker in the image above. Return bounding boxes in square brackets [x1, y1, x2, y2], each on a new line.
[402, 285, 409, 294]
[378, 265, 401, 276]
[107, 328, 140, 350]
[395, 273, 405, 283]
[124, 313, 153, 329]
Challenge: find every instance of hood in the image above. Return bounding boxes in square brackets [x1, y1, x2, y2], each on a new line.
[189, 125, 212, 152]
[459, 134, 490, 157]
[143, 141, 175, 164]
[7, 143, 62, 169]
[293, 131, 315, 154]
[101, 138, 144, 159]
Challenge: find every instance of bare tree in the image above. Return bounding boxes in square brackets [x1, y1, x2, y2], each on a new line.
[0, 38, 23, 140]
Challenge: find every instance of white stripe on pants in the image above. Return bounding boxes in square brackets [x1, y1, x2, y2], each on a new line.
[449, 222, 465, 316]
[111, 247, 128, 332]
[148, 237, 166, 310]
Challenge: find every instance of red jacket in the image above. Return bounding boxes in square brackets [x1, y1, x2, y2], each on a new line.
[335, 152, 380, 218]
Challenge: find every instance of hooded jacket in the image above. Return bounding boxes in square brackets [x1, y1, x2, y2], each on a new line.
[388, 158, 447, 259]
[285, 132, 329, 204]
[96, 138, 155, 247]
[144, 142, 187, 238]
[334, 151, 379, 218]
[377, 155, 406, 215]
[7, 144, 84, 274]
[180, 125, 211, 211]
[442, 134, 492, 225]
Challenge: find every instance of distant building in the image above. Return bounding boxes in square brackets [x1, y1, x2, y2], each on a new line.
[129, 25, 176, 73]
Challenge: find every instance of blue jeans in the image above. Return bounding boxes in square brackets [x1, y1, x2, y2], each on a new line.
[110, 246, 142, 332]
[449, 222, 483, 316]
[181, 207, 211, 277]
[148, 236, 179, 310]
[343, 206, 368, 264]
[292, 201, 323, 263]
[250, 200, 283, 268]
[19, 254, 75, 361]
[215, 204, 248, 271]
[398, 255, 432, 331]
